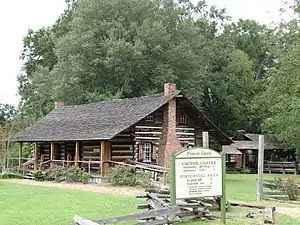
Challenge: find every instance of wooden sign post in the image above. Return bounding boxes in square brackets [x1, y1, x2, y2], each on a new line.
[170, 144, 226, 223]
[257, 135, 264, 201]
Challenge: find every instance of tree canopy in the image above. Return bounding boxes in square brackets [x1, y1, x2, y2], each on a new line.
[13, 0, 300, 150]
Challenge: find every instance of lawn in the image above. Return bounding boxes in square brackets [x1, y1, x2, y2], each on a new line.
[0, 174, 299, 225]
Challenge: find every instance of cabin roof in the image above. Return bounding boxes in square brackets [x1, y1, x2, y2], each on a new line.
[13, 91, 232, 143]
[230, 133, 286, 150]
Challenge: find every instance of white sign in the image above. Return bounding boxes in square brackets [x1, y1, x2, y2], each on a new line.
[175, 147, 222, 199]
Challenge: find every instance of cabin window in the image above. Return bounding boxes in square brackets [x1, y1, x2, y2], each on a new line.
[145, 114, 154, 122]
[179, 112, 187, 124]
[143, 142, 152, 162]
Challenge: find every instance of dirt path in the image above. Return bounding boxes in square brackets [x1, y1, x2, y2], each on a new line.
[0, 179, 144, 196]
[275, 207, 300, 218]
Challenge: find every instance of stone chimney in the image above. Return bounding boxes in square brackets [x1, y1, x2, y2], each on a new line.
[158, 83, 181, 168]
[164, 83, 177, 95]
[55, 101, 64, 108]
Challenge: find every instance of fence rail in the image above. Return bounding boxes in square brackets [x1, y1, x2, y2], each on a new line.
[263, 161, 299, 174]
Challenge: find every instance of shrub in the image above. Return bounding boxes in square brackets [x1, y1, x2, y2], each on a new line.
[0, 173, 22, 179]
[32, 170, 45, 181]
[273, 177, 300, 201]
[107, 166, 136, 186]
[45, 165, 89, 183]
[136, 172, 154, 188]
[107, 166, 155, 188]
[240, 168, 252, 174]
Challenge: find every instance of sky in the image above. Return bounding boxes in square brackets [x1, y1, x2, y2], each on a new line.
[0, 0, 295, 106]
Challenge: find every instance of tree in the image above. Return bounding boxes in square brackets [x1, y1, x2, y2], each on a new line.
[17, 1, 75, 126]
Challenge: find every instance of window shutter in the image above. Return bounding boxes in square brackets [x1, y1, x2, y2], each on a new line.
[138, 141, 143, 161]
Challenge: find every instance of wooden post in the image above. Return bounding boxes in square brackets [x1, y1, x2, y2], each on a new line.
[34, 142, 38, 170]
[75, 141, 79, 167]
[257, 135, 264, 201]
[19, 142, 23, 170]
[100, 141, 105, 176]
[202, 131, 209, 148]
[170, 152, 176, 206]
[264, 207, 275, 224]
[221, 152, 227, 224]
[3, 141, 8, 169]
[50, 142, 54, 168]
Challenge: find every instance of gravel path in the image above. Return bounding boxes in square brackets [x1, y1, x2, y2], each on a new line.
[0, 179, 144, 196]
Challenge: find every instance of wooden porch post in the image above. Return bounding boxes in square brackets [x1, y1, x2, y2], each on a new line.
[50, 142, 54, 168]
[34, 142, 38, 170]
[4, 141, 8, 169]
[100, 141, 105, 176]
[75, 141, 79, 167]
[19, 142, 23, 170]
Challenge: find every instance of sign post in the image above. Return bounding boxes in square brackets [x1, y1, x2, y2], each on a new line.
[170, 147, 226, 223]
[257, 135, 264, 201]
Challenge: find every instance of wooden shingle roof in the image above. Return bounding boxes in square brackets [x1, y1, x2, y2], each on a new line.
[13, 91, 180, 142]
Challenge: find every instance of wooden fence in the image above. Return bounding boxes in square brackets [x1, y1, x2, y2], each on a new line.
[263, 161, 299, 174]
[73, 188, 218, 225]
[262, 179, 300, 204]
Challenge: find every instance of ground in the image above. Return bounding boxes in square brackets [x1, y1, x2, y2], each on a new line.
[0, 174, 300, 225]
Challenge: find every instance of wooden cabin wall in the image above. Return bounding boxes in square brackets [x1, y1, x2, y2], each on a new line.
[176, 98, 222, 151]
[110, 129, 135, 161]
[133, 104, 196, 163]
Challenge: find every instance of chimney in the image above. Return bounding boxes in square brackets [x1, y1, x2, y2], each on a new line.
[237, 130, 246, 140]
[164, 83, 177, 95]
[158, 83, 181, 168]
[55, 101, 64, 108]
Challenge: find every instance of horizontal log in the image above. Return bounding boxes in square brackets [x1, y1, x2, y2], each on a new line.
[74, 215, 99, 225]
[135, 137, 160, 140]
[229, 201, 265, 209]
[111, 150, 133, 153]
[93, 206, 180, 224]
[111, 156, 133, 159]
[178, 137, 195, 141]
[263, 192, 284, 196]
[136, 204, 150, 209]
[111, 145, 132, 148]
[261, 197, 300, 205]
[138, 218, 170, 225]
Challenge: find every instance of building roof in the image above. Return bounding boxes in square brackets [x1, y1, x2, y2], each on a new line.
[231, 133, 286, 151]
[13, 91, 232, 143]
[222, 144, 242, 155]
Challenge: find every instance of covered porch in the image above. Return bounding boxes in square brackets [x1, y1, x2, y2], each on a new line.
[15, 140, 112, 176]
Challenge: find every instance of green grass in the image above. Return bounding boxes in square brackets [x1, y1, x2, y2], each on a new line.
[0, 182, 142, 225]
[226, 173, 299, 202]
[0, 174, 300, 225]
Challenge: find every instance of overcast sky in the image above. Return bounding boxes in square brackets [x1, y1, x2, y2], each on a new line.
[0, 0, 294, 106]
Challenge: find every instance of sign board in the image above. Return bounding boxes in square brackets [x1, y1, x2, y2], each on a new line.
[174, 147, 222, 199]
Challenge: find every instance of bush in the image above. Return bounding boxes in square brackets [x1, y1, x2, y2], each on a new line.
[107, 166, 136, 186]
[273, 177, 300, 201]
[45, 165, 89, 184]
[0, 173, 22, 179]
[240, 168, 252, 174]
[136, 172, 154, 188]
[32, 170, 45, 181]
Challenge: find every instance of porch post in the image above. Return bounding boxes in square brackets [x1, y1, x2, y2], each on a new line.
[19, 142, 23, 170]
[100, 141, 105, 176]
[4, 141, 8, 169]
[50, 142, 54, 168]
[103, 141, 111, 174]
[34, 142, 38, 170]
[75, 141, 79, 167]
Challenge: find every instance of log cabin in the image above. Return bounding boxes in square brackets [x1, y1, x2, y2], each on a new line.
[12, 83, 232, 175]
[224, 130, 296, 172]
